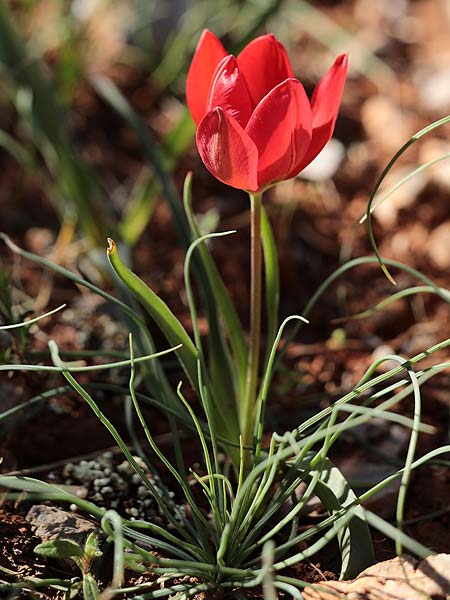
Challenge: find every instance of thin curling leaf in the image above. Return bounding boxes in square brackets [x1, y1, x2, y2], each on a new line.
[186, 29, 227, 125]
[365, 114, 450, 284]
[207, 55, 252, 127]
[0, 304, 66, 330]
[237, 34, 294, 108]
[197, 107, 259, 192]
[106, 238, 199, 391]
[359, 152, 450, 225]
[293, 54, 348, 175]
[333, 285, 450, 324]
[183, 173, 248, 396]
[365, 511, 434, 559]
[246, 78, 312, 188]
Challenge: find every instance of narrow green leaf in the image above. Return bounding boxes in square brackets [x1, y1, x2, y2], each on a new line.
[304, 459, 374, 579]
[276, 255, 450, 372]
[107, 238, 199, 390]
[0, 233, 186, 420]
[261, 207, 279, 367]
[0, 303, 66, 330]
[0, 129, 35, 169]
[34, 539, 83, 560]
[120, 169, 159, 245]
[365, 511, 433, 558]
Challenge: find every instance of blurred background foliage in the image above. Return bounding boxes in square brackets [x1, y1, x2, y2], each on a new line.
[1, 0, 450, 319]
[0, 0, 416, 251]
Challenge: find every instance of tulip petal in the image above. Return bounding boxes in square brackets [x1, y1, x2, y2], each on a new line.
[196, 108, 259, 191]
[186, 30, 227, 125]
[245, 78, 312, 188]
[207, 56, 252, 128]
[294, 54, 348, 174]
[237, 34, 294, 108]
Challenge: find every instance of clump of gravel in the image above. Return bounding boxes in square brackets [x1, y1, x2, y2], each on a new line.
[61, 451, 183, 522]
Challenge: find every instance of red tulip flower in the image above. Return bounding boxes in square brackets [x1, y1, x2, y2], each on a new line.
[187, 30, 348, 193]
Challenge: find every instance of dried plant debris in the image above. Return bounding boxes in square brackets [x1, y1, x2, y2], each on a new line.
[303, 554, 450, 600]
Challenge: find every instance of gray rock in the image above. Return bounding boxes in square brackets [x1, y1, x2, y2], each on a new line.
[26, 505, 97, 548]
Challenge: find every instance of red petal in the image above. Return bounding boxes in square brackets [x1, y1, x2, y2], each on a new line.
[196, 108, 259, 191]
[237, 34, 294, 108]
[186, 30, 227, 125]
[295, 54, 348, 173]
[207, 56, 252, 127]
[245, 78, 312, 188]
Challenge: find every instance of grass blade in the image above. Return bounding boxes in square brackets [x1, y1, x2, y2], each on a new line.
[107, 238, 199, 391]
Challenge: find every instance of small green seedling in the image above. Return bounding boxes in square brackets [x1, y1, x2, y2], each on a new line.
[34, 532, 102, 599]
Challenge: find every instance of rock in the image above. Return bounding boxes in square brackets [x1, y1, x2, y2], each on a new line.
[24, 228, 55, 255]
[26, 505, 97, 548]
[418, 67, 450, 114]
[303, 554, 450, 599]
[419, 139, 450, 190]
[372, 165, 427, 228]
[427, 221, 450, 270]
[299, 138, 346, 182]
[370, 345, 398, 371]
[361, 96, 415, 154]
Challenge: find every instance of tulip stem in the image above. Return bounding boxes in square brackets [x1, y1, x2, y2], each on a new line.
[242, 191, 263, 473]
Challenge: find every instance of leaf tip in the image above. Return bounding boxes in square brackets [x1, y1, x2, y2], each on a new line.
[107, 238, 116, 254]
[381, 264, 397, 286]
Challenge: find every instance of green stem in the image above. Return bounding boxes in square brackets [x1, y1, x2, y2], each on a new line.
[242, 192, 263, 471]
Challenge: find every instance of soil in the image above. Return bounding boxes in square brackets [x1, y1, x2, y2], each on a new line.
[1, 0, 450, 597]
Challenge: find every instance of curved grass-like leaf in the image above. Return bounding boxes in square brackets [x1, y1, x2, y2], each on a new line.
[360, 152, 450, 225]
[0, 304, 66, 330]
[107, 238, 199, 390]
[365, 114, 450, 283]
[334, 284, 450, 323]
[276, 255, 450, 371]
[183, 231, 242, 462]
[183, 173, 248, 396]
